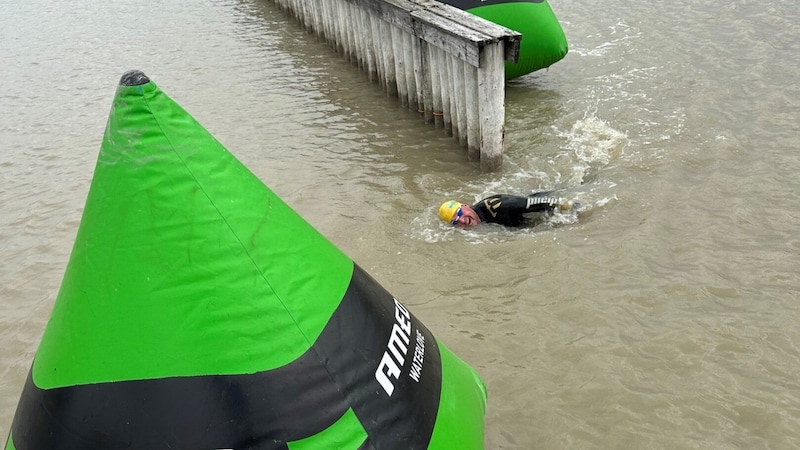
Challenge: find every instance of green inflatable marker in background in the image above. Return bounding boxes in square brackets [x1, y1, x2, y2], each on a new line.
[439, 0, 569, 79]
[5, 70, 487, 450]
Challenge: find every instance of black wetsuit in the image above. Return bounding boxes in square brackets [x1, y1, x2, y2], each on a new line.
[471, 193, 561, 227]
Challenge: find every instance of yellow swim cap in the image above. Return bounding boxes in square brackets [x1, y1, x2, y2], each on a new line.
[438, 200, 460, 223]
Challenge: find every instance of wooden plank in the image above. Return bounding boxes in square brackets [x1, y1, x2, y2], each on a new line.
[344, 0, 518, 67]
[411, 9, 489, 67]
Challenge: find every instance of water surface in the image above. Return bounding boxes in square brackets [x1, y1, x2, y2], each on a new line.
[1, 0, 799, 447]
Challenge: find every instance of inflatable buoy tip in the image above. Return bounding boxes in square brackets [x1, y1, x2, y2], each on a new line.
[119, 70, 150, 86]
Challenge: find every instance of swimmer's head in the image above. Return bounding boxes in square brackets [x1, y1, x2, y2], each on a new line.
[438, 200, 462, 225]
[439, 201, 480, 227]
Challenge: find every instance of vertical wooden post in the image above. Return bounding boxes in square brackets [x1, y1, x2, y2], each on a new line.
[402, 33, 416, 110]
[452, 57, 467, 148]
[419, 41, 434, 125]
[464, 63, 480, 161]
[477, 42, 505, 170]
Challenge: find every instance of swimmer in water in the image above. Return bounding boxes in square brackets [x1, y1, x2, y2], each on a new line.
[438, 191, 575, 228]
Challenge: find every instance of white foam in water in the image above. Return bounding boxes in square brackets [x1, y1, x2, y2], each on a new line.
[413, 112, 628, 244]
[569, 19, 641, 58]
[562, 116, 628, 167]
[594, 195, 612, 207]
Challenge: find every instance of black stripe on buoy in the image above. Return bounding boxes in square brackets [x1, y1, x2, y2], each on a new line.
[10, 265, 442, 449]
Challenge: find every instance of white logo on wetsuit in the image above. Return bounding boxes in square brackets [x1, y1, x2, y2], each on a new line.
[526, 197, 558, 208]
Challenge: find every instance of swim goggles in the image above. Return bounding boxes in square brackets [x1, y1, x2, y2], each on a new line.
[451, 206, 463, 225]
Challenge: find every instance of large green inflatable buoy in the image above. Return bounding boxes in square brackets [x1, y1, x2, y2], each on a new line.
[5, 71, 487, 450]
[439, 0, 569, 79]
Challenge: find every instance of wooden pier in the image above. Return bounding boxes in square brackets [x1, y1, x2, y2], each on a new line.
[270, 0, 521, 170]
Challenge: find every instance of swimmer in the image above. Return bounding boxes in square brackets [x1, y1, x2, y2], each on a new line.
[438, 191, 575, 228]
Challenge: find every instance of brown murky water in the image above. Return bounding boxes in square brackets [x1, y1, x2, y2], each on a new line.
[2, 0, 799, 447]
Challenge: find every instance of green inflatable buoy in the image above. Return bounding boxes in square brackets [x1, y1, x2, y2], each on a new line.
[439, 0, 569, 79]
[5, 71, 487, 450]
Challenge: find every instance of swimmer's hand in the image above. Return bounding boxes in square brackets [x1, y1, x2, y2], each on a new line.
[558, 199, 581, 211]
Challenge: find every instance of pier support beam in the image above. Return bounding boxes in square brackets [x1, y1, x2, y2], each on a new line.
[271, 0, 520, 170]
